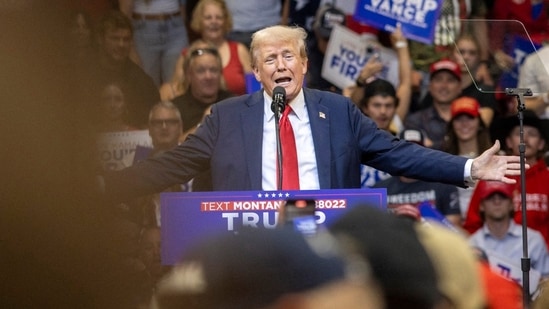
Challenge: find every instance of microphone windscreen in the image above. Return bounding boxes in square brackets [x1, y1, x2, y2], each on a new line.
[273, 86, 286, 101]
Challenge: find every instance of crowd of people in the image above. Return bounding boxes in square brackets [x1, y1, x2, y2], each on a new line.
[10, 0, 549, 308]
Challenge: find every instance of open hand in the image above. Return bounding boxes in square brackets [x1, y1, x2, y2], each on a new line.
[471, 140, 527, 184]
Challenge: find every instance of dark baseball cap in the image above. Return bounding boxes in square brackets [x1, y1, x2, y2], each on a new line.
[153, 227, 346, 309]
[329, 206, 440, 308]
[313, 5, 346, 38]
[490, 109, 549, 147]
[399, 129, 426, 146]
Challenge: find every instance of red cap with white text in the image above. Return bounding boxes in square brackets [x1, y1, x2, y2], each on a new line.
[429, 59, 461, 81]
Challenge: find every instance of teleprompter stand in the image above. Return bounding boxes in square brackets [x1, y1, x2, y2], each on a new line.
[505, 87, 533, 308]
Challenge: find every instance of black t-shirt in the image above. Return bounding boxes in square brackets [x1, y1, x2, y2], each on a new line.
[172, 89, 234, 131]
[373, 176, 460, 216]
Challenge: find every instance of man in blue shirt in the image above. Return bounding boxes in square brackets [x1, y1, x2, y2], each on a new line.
[469, 180, 549, 289]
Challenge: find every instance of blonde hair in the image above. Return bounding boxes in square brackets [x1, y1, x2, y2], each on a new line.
[250, 25, 308, 68]
[190, 0, 233, 35]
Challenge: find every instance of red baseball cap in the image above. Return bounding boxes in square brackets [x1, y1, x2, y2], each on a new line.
[451, 97, 480, 119]
[429, 59, 461, 81]
[476, 181, 515, 200]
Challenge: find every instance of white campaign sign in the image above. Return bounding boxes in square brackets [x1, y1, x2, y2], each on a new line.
[96, 130, 152, 171]
[322, 24, 368, 90]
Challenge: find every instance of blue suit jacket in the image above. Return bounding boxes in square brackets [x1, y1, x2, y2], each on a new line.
[105, 88, 467, 200]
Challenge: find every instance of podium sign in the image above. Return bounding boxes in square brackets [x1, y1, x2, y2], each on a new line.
[161, 188, 386, 265]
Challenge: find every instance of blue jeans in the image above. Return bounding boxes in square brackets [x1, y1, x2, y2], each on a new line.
[132, 16, 188, 86]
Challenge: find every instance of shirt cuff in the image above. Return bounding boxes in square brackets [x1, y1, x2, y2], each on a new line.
[464, 159, 475, 187]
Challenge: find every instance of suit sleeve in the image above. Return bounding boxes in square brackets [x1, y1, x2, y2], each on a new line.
[102, 104, 219, 202]
[353, 106, 468, 187]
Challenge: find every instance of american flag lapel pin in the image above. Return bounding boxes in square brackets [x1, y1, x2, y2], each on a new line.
[319, 112, 326, 119]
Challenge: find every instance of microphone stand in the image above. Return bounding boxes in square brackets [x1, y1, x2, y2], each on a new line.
[505, 87, 533, 308]
[272, 102, 284, 190]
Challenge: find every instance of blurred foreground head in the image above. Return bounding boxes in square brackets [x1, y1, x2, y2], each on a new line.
[415, 223, 485, 309]
[329, 206, 439, 309]
[152, 227, 384, 309]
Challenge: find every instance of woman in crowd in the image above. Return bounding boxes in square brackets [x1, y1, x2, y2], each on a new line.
[96, 81, 138, 133]
[443, 96, 492, 220]
[450, 32, 498, 126]
[160, 0, 252, 100]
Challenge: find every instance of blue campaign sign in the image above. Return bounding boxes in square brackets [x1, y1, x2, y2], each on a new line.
[245, 73, 262, 94]
[161, 188, 386, 264]
[353, 0, 443, 44]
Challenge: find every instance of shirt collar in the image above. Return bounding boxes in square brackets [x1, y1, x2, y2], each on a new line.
[481, 221, 522, 237]
[507, 222, 522, 237]
[263, 88, 305, 122]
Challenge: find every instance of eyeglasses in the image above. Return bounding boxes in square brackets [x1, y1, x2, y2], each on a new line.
[149, 119, 181, 128]
[189, 48, 219, 58]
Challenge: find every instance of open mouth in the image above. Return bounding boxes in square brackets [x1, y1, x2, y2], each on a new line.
[275, 77, 292, 85]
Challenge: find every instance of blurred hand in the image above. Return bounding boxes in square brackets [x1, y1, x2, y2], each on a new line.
[494, 50, 514, 71]
[357, 57, 383, 84]
[393, 204, 421, 221]
[390, 23, 405, 47]
[474, 62, 494, 86]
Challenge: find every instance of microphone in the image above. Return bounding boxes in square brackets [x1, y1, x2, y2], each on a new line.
[271, 86, 286, 190]
[271, 86, 286, 115]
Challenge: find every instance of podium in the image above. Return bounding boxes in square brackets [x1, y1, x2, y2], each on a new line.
[161, 188, 386, 265]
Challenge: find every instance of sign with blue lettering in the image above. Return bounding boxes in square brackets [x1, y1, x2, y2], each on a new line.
[321, 24, 396, 89]
[161, 188, 386, 264]
[353, 0, 443, 44]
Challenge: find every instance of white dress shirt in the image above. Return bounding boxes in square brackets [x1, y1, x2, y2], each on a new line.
[261, 89, 320, 190]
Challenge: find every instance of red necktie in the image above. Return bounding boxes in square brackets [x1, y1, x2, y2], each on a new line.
[279, 106, 300, 190]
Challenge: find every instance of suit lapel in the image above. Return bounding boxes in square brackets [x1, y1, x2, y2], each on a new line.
[304, 89, 331, 189]
[241, 91, 264, 190]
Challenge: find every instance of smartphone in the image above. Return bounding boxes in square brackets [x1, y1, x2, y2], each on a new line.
[366, 45, 380, 60]
[283, 199, 317, 236]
